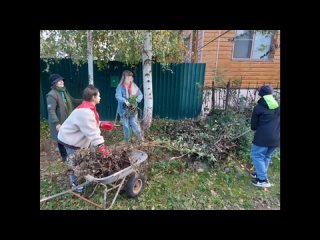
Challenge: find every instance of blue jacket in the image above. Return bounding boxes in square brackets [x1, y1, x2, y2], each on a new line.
[115, 84, 143, 117]
[251, 96, 280, 147]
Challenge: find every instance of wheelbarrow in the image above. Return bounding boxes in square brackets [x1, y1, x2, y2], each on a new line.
[40, 150, 148, 210]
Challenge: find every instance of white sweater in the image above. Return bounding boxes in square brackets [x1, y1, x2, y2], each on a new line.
[57, 108, 104, 148]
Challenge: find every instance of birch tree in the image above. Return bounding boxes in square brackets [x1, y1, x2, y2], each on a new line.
[141, 31, 153, 129]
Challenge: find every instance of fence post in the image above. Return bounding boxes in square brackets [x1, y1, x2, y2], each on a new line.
[276, 81, 280, 99]
[225, 80, 230, 113]
[211, 80, 215, 113]
[218, 88, 221, 109]
[253, 81, 258, 103]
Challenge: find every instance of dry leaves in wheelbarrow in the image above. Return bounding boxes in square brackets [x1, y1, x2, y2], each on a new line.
[72, 144, 141, 179]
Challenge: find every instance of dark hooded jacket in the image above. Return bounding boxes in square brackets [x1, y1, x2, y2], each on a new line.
[251, 95, 280, 147]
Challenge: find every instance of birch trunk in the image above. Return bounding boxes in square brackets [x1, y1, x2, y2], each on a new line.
[87, 30, 94, 85]
[141, 31, 153, 129]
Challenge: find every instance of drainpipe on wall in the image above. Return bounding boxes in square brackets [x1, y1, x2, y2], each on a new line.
[198, 30, 204, 63]
[214, 30, 221, 81]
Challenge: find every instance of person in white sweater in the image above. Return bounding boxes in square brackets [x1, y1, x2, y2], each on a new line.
[58, 85, 113, 192]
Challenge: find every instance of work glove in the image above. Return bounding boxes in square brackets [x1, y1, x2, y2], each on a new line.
[98, 145, 111, 158]
[125, 100, 130, 106]
[100, 121, 114, 131]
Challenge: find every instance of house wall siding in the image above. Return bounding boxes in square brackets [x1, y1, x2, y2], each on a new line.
[201, 30, 280, 88]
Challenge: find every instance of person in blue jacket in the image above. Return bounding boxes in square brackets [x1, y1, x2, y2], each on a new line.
[115, 70, 144, 142]
[250, 84, 280, 188]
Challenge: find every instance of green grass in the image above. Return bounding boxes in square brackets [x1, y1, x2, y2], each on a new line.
[40, 119, 280, 210]
[40, 119, 50, 139]
[40, 150, 280, 210]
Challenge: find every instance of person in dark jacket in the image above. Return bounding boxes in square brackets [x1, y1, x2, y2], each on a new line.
[250, 84, 280, 188]
[46, 73, 82, 161]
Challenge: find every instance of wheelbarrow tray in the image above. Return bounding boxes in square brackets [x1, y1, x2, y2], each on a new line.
[84, 150, 148, 185]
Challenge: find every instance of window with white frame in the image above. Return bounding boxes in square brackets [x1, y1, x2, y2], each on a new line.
[232, 30, 274, 60]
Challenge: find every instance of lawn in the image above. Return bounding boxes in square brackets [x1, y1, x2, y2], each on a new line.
[40, 118, 280, 210]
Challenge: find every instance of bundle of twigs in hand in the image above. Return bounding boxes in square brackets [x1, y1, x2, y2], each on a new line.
[125, 96, 139, 117]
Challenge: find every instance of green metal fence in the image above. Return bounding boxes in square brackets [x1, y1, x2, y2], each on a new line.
[40, 59, 206, 120]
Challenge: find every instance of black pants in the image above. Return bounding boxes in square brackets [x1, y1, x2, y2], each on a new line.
[57, 142, 67, 161]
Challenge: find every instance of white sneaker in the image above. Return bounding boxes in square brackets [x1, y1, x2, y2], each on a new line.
[72, 183, 85, 193]
[251, 179, 271, 188]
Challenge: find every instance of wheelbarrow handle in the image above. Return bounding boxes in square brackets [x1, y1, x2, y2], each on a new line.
[40, 181, 91, 203]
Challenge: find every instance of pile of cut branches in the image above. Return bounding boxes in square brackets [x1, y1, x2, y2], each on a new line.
[158, 110, 251, 164]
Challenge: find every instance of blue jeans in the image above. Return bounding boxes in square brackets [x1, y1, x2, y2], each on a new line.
[251, 144, 277, 181]
[64, 146, 79, 186]
[121, 113, 142, 142]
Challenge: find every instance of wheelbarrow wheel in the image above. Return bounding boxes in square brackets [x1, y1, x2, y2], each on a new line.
[125, 174, 145, 198]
